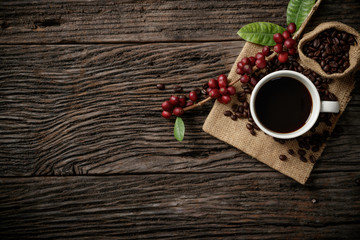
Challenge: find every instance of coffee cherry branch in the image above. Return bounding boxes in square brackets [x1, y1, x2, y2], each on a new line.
[183, 0, 323, 113]
[183, 55, 270, 112]
[163, 0, 324, 117]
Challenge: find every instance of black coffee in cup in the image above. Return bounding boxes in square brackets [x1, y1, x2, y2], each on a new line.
[254, 77, 312, 133]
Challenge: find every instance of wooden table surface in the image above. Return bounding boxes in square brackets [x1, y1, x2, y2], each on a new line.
[1, 0, 360, 239]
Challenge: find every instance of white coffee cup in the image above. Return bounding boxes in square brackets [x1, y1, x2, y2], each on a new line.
[250, 70, 339, 139]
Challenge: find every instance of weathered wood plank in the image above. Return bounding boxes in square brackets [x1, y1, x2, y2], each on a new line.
[0, 43, 359, 176]
[0, 0, 359, 43]
[0, 173, 359, 239]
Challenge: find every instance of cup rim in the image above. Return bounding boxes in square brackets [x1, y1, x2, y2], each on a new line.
[250, 70, 320, 139]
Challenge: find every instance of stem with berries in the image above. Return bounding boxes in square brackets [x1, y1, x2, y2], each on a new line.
[161, 0, 323, 141]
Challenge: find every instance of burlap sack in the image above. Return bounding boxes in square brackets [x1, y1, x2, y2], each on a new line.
[203, 22, 359, 184]
[298, 22, 360, 80]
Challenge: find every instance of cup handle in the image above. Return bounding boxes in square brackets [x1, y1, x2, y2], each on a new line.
[320, 101, 340, 113]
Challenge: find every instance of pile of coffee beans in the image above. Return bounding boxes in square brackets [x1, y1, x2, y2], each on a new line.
[302, 28, 356, 74]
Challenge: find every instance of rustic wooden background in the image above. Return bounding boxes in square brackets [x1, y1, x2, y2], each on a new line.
[0, 0, 359, 239]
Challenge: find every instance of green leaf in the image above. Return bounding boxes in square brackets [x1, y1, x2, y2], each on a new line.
[287, 0, 315, 31]
[174, 117, 185, 142]
[237, 22, 286, 46]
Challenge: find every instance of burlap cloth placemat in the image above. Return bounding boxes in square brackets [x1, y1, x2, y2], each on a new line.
[203, 30, 357, 184]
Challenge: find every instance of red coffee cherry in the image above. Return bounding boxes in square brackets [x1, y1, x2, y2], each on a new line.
[284, 38, 296, 49]
[241, 57, 251, 65]
[282, 30, 291, 40]
[249, 56, 256, 66]
[287, 23, 296, 34]
[217, 74, 227, 82]
[189, 91, 198, 102]
[243, 64, 252, 74]
[173, 107, 184, 116]
[219, 87, 228, 96]
[209, 89, 220, 99]
[227, 86, 236, 96]
[162, 100, 173, 112]
[178, 95, 187, 107]
[288, 48, 297, 56]
[236, 67, 245, 75]
[240, 74, 250, 83]
[278, 51, 289, 63]
[273, 33, 284, 44]
[256, 58, 267, 69]
[220, 95, 231, 104]
[218, 78, 228, 88]
[208, 78, 218, 89]
[161, 111, 172, 119]
[262, 46, 270, 56]
[169, 95, 179, 106]
[255, 52, 265, 60]
[273, 43, 283, 53]
[186, 100, 194, 107]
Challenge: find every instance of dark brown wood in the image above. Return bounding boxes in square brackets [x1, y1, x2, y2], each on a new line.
[1, 0, 360, 239]
[0, 44, 359, 176]
[0, 172, 359, 239]
[0, 0, 359, 43]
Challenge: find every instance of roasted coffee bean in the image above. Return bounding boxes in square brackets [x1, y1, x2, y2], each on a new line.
[312, 146, 319, 152]
[313, 38, 320, 48]
[298, 149, 306, 156]
[246, 123, 253, 130]
[250, 129, 256, 136]
[300, 155, 307, 162]
[232, 104, 239, 112]
[323, 65, 330, 72]
[243, 102, 249, 109]
[235, 112, 242, 118]
[279, 155, 287, 161]
[329, 61, 338, 68]
[309, 155, 316, 163]
[242, 111, 248, 118]
[248, 117, 254, 123]
[156, 83, 165, 90]
[224, 110, 232, 117]
[244, 89, 252, 94]
[288, 149, 295, 155]
[238, 106, 244, 113]
[304, 144, 310, 150]
[320, 60, 326, 68]
[231, 115, 238, 121]
[174, 85, 183, 93]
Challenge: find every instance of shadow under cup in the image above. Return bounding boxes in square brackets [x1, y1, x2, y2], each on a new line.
[250, 70, 336, 139]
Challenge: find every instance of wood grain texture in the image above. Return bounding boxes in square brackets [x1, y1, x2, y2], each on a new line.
[0, 172, 359, 239]
[0, 0, 359, 44]
[1, 43, 359, 176]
